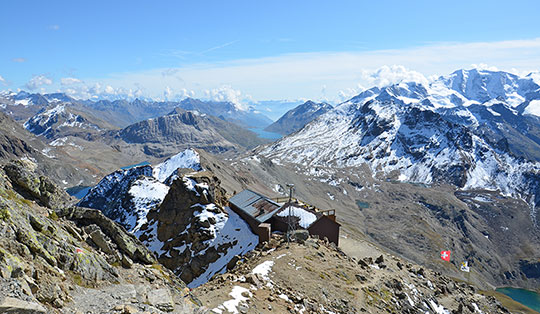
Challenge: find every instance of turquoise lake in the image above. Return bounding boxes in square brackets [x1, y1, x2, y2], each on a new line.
[248, 127, 282, 140]
[496, 287, 540, 312]
[66, 186, 92, 199]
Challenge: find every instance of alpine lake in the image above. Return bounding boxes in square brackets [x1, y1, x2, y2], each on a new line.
[496, 287, 540, 312]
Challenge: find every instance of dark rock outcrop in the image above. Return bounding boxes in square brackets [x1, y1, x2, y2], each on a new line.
[0, 160, 199, 312]
[3, 161, 73, 209]
[140, 172, 230, 283]
[57, 206, 156, 265]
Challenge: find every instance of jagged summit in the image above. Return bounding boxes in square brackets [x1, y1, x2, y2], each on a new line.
[79, 149, 201, 231]
[23, 104, 106, 139]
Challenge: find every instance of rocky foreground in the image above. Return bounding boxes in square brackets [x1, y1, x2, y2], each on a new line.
[0, 159, 203, 313]
[195, 232, 522, 314]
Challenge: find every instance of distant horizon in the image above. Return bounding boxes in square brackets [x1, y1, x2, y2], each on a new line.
[3, 66, 540, 121]
[3, 66, 538, 103]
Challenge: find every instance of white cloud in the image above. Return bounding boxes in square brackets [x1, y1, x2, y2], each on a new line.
[334, 66, 427, 101]
[0, 75, 6, 86]
[204, 85, 252, 110]
[470, 63, 499, 71]
[62, 82, 145, 100]
[362, 65, 429, 87]
[178, 88, 195, 99]
[337, 84, 365, 102]
[12, 58, 26, 63]
[49, 25, 60, 31]
[21, 37, 540, 110]
[25, 75, 53, 90]
[164, 86, 172, 99]
[104, 85, 115, 94]
[200, 40, 238, 54]
[60, 77, 83, 85]
[162, 86, 196, 101]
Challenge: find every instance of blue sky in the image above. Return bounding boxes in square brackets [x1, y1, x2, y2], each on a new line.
[2, 0, 540, 111]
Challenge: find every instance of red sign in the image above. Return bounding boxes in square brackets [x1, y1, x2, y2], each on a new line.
[440, 250, 451, 262]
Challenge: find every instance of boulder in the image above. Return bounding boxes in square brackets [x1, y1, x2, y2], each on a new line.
[121, 254, 133, 269]
[0, 297, 47, 313]
[3, 162, 73, 209]
[89, 229, 114, 255]
[70, 249, 118, 281]
[28, 215, 45, 232]
[293, 230, 310, 243]
[245, 273, 261, 287]
[227, 255, 240, 271]
[147, 288, 174, 312]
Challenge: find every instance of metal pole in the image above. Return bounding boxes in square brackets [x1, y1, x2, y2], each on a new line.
[286, 183, 294, 244]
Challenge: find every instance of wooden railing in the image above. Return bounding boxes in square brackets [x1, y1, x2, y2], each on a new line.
[273, 197, 299, 203]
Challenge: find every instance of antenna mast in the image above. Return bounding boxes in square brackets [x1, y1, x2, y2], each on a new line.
[286, 183, 295, 244]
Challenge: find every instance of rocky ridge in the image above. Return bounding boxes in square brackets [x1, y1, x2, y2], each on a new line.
[175, 97, 273, 129]
[264, 100, 333, 135]
[105, 108, 267, 156]
[0, 158, 201, 313]
[196, 233, 518, 314]
[0, 110, 116, 189]
[23, 103, 115, 140]
[0, 91, 273, 130]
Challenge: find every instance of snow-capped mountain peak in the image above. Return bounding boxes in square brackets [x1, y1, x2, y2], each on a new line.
[439, 68, 540, 107]
[259, 69, 540, 220]
[22, 104, 101, 138]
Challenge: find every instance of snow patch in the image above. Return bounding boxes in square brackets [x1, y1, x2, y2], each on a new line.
[252, 260, 274, 282]
[276, 206, 317, 228]
[187, 207, 258, 288]
[429, 299, 450, 314]
[213, 286, 252, 314]
[50, 137, 68, 146]
[524, 99, 540, 117]
[471, 302, 484, 313]
[128, 177, 169, 232]
[153, 149, 202, 182]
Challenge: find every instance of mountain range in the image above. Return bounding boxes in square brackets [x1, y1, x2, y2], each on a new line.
[0, 91, 273, 129]
[0, 92, 276, 179]
[260, 69, 540, 213]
